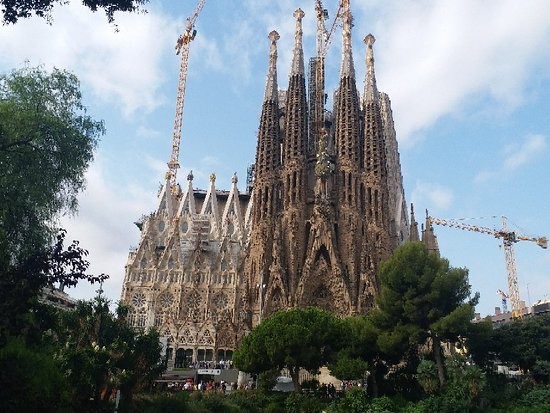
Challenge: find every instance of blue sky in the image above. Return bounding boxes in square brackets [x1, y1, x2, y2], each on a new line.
[1, 0, 549, 316]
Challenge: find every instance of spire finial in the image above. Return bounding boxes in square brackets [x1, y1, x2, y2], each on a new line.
[340, 0, 355, 78]
[210, 172, 216, 183]
[290, 9, 305, 76]
[187, 170, 194, 181]
[364, 33, 378, 103]
[231, 172, 238, 184]
[264, 30, 280, 102]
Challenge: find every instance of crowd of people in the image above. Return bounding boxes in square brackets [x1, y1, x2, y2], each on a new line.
[188, 359, 234, 370]
[167, 379, 237, 394]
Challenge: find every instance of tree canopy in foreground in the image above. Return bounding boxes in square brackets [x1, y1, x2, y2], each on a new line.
[1, 0, 148, 24]
[233, 307, 344, 391]
[0, 66, 104, 266]
[372, 242, 478, 387]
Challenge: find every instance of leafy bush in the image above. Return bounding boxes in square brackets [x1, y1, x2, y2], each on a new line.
[532, 360, 550, 384]
[518, 387, 550, 409]
[199, 392, 239, 413]
[227, 389, 265, 412]
[132, 391, 193, 413]
[416, 360, 439, 394]
[368, 395, 397, 412]
[0, 337, 70, 413]
[326, 388, 370, 413]
[285, 392, 325, 413]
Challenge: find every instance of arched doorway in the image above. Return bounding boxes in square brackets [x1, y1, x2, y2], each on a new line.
[175, 348, 186, 368]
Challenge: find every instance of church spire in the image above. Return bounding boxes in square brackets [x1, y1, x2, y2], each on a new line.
[363, 32, 386, 177]
[422, 209, 440, 256]
[290, 9, 305, 76]
[282, 9, 308, 183]
[409, 203, 420, 241]
[253, 30, 282, 222]
[363, 34, 378, 103]
[264, 30, 280, 102]
[340, 0, 355, 79]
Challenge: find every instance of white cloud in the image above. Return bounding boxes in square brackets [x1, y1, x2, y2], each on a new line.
[475, 134, 546, 183]
[59, 155, 158, 303]
[0, 2, 180, 116]
[504, 134, 546, 171]
[136, 125, 162, 141]
[352, 0, 550, 142]
[412, 182, 454, 211]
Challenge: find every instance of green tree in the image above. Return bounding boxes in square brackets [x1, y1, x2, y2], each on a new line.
[1, 0, 148, 24]
[56, 295, 164, 411]
[0, 337, 70, 413]
[464, 319, 495, 369]
[233, 307, 344, 392]
[0, 66, 103, 266]
[492, 313, 550, 376]
[0, 229, 107, 342]
[329, 316, 385, 396]
[372, 242, 478, 387]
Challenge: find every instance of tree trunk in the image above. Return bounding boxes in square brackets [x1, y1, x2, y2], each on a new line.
[369, 370, 379, 398]
[290, 367, 301, 393]
[432, 335, 446, 387]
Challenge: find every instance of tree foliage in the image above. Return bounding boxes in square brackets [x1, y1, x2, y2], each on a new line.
[55, 295, 164, 411]
[329, 315, 386, 395]
[492, 313, 550, 374]
[0, 66, 103, 266]
[0, 337, 70, 413]
[0, 229, 107, 342]
[372, 242, 479, 387]
[233, 307, 344, 391]
[1, 0, 148, 24]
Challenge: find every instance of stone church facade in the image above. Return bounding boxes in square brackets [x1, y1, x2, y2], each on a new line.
[120, 3, 433, 368]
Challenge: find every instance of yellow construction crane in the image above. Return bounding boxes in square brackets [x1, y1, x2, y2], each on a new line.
[167, 0, 207, 194]
[428, 215, 547, 319]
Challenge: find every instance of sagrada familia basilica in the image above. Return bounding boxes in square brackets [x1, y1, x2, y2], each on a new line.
[120, 1, 439, 368]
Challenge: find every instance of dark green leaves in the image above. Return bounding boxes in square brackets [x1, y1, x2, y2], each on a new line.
[0, 66, 103, 265]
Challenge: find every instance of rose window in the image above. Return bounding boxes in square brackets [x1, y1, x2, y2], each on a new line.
[132, 293, 146, 307]
[213, 292, 228, 309]
[158, 293, 174, 308]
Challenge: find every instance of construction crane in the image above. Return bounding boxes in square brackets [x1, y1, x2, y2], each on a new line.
[309, 0, 344, 152]
[428, 215, 547, 319]
[166, 0, 207, 194]
[496, 289, 509, 313]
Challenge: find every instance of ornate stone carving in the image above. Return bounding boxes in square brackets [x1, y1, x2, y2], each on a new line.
[132, 292, 146, 307]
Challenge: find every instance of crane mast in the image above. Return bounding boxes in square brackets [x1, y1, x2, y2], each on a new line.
[428, 215, 547, 319]
[309, 0, 343, 152]
[167, 0, 206, 194]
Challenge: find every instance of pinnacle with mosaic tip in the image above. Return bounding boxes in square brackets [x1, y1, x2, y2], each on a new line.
[264, 31, 280, 102]
[364, 33, 379, 103]
[290, 8, 305, 76]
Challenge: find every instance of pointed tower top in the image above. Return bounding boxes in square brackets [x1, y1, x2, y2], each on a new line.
[409, 203, 420, 242]
[264, 30, 280, 102]
[231, 172, 238, 185]
[364, 33, 379, 103]
[340, 0, 355, 78]
[187, 170, 194, 181]
[290, 9, 305, 76]
[422, 209, 440, 256]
